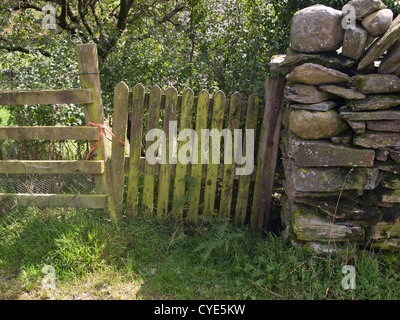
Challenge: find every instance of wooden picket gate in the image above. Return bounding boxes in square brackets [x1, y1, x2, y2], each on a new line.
[0, 43, 285, 230]
[112, 77, 285, 230]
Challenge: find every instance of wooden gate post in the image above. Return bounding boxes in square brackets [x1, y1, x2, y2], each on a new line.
[76, 43, 118, 222]
[251, 75, 286, 231]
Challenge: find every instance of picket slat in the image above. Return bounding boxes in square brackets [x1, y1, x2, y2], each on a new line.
[126, 84, 146, 217]
[203, 91, 226, 217]
[219, 92, 242, 220]
[157, 87, 178, 218]
[111, 82, 129, 215]
[142, 85, 162, 217]
[172, 88, 194, 218]
[235, 94, 260, 226]
[188, 90, 210, 222]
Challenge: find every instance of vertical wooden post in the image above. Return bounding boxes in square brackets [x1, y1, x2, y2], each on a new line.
[76, 43, 117, 222]
[251, 76, 285, 231]
[111, 82, 129, 216]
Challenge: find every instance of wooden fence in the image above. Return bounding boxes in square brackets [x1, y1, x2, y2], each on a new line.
[0, 44, 117, 221]
[0, 43, 285, 231]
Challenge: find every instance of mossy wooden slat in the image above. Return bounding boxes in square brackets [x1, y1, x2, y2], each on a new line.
[203, 91, 226, 217]
[142, 86, 162, 217]
[111, 82, 129, 216]
[0, 126, 99, 141]
[235, 94, 260, 226]
[188, 90, 210, 222]
[0, 89, 92, 106]
[157, 87, 178, 218]
[251, 76, 285, 231]
[219, 92, 242, 220]
[126, 84, 146, 218]
[0, 193, 107, 208]
[172, 88, 194, 219]
[0, 160, 104, 174]
[76, 43, 116, 221]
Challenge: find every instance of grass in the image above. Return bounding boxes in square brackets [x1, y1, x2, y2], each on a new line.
[0, 206, 399, 300]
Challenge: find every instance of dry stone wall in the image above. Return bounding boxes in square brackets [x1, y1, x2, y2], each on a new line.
[272, 0, 400, 253]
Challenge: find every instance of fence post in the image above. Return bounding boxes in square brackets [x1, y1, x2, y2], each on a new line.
[251, 75, 286, 231]
[76, 43, 118, 222]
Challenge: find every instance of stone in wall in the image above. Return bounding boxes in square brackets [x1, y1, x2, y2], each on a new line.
[319, 85, 366, 100]
[289, 109, 349, 140]
[379, 40, 400, 75]
[286, 63, 350, 85]
[286, 132, 375, 167]
[292, 209, 365, 242]
[362, 9, 394, 37]
[343, 0, 386, 19]
[342, 25, 369, 60]
[290, 5, 344, 53]
[347, 95, 400, 111]
[366, 120, 400, 132]
[290, 101, 337, 111]
[271, 49, 355, 75]
[349, 74, 400, 93]
[339, 109, 400, 121]
[284, 83, 331, 104]
[354, 131, 400, 148]
[283, 159, 380, 193]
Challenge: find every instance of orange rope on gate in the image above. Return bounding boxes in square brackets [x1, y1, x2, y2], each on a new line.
[85, 122, 126, 160]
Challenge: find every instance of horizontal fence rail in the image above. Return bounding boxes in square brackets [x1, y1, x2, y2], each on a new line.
[0, 160, 104, 174]
[0, 194, 108, 209]
[0, 126, 99, 141]
[0, 89, 92, 106]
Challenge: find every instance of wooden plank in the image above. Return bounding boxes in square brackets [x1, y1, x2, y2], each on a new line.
[0, 89, 92, 106]
[187, 90, 210, 222]
[0, 193, 107, 208]
[0, 126, 99, 141]
[251, 76, 286, 231]
[157, 87, 178, 218]
[142, 85, 162, 217]
[172, 88, 194, 219]
[203, 91, 226, 217]
[235, 94, 260, 226]
[111, 82, 129, 215]
[219, 92, 242, 220]
[76, 43, 116, 220]
[126, 84, 146, 218]
[0, 160, 104, 174]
